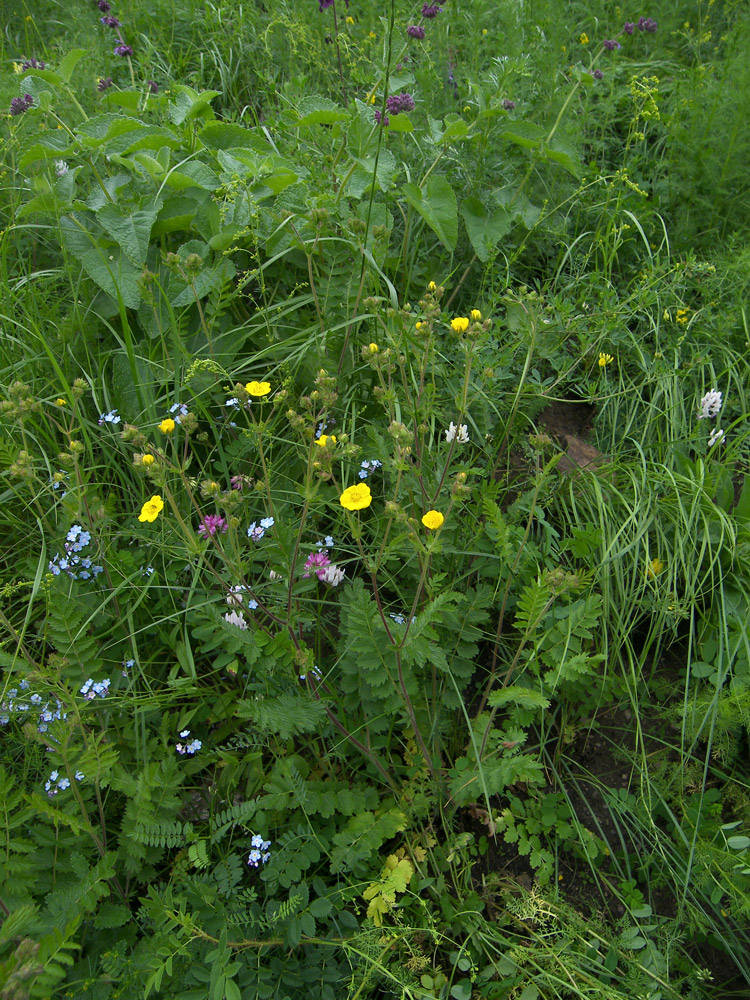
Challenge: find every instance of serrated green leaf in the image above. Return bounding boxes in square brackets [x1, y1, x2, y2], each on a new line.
[402, 175, 457, 251]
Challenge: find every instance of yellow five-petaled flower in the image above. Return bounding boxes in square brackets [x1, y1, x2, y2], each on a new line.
[598, 353, 614, 367]
[421, 510, 445, 530]
[339, 483, 372, 511]
[159, 418, 176, 433]
[647, 557, 664, 578]
[138, 494, 164, 523]
[316, 434, 337, 447]
[246, 380, 271, 397]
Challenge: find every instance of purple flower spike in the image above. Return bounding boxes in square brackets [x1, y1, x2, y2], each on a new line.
[97, 77, 113, 91]
[374, 110, 390, 126]
[593, 68, 604, 79]
[422, 3, 443, 17]
[303, 551, 332, 580]
[638, 16, 658, 32]
[602, 38, 621, 50]
[623, 22, 634, 34]
[21, 58, 46, 70]
[407, 25, 426, 39]
[100, 15, 121, 26]
[198, 514, 228, 538]
[318, 0, 334, 9]
[502, 98, 516, 110]
[386, 92, 415, 114]
[97, 0, 111, 9]
[147, 80, 159, 93]
[9, 94, 34, 116]
[114, 44, 133, 57]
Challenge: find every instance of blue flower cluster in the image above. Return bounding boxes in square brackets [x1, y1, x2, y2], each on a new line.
[359, 460, 382, 479]
[98, 409, 121, 425]
[176, 730, 202, 755]
[248, 517, 274, 541]
[80, 677, 111, 700]
[0, 681, 69, 733]
[169, 402, 188, 423]
[315, 536, 335, 549]
[49, 525, 104, 581]
[248, 833, 272, 867]
[51, 470, 69, 498]
[44, 769, 84, 796]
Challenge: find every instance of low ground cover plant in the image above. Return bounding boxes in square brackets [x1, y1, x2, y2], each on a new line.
[1, 1, 750, 997]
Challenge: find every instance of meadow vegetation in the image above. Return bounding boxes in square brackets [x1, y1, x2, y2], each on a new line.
[1, 0, 750, 997]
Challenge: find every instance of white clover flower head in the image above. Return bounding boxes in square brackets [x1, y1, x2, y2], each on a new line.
[224, 610, 247, 629]
[698, 389, 722, 419]
[320, 564, 346, 587]
[55, 160, 69, 177]
[445, 422, 469, 444]
[708, 427, 725, 447]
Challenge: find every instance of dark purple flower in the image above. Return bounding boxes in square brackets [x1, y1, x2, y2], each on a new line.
[97, 77, 113, 91]
[97, 0, 111, 10]
[318, 0, 333, 9]
[374, 110, 390, 126]
[100, 15, 121, 26]
[147, 80, 158, 93]
[9, 94, 33, 116]
[602, 38, 621, 50]
[113, 44, 133, 57]
[623, 21, 634, 34]
[593, 68, 604, 80]
[502, 98, 516, 110]
[198, 514, 228, 538]
[303, 551, 331, 580]
[386, 92, 415, 114]
[638, 16, 658, 32]
[21, 58, 46, 70]
[407, 25, 426, 39]
[422, 3, 442, 16]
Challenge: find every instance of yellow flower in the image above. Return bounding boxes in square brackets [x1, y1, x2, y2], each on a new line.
[159, 418, 176, 434]
[368, 93, 376, 104]
[598, 353, 614, 367]
[368, 31, 376, 38]
[339, 483, 372, 511]
[415, 321, 423, 330]
[470, 308, 482, 320]
[428, 281, 437, 291]
[368, 342, 379, 353]
[142, 454, 155, 465]
[421, 510, 445, 530]
[580, 32, 589, 44]
[246, 380, 271, 397]
[54, 398, 66, 406]
[346, 15, 354, 23]
[315, 434, 337, 447]
[676, 308, 690, 325]
[647, 558, 664, 578]
[451, 317, 470, 333]
[138, 494, 164, 523]
[13, 63, 23, 74]
[482, 28, 488, 35]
